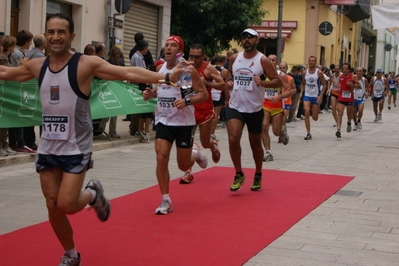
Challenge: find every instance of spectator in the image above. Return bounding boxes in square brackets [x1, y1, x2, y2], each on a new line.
[128, 32, 154, 69]
[286, 65, 302, 122]
[0, 35, 18, 156]
[24, 34, 47, 150]
[94, 42, 106, 59]
[83, 44, 96, 55]
[103, 46, 125, 139]
[125, 32, 155, 122]
[9, 29, 36, 153]
[130, 40, 153, 142]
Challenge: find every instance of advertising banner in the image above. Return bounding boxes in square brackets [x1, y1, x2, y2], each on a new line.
[0, 79, 156, 128]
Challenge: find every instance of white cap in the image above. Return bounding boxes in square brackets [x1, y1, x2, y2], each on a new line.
[241, 28, 259, 37]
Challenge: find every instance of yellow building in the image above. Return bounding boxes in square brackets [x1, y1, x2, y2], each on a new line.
[232, 0, 371, 69]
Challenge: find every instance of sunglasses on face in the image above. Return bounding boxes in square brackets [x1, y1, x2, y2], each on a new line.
[189, 54, 203, 59]
[241, 34, 256, 40]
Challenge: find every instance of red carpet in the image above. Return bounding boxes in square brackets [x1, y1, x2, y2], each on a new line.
[0, 167, 353, 265]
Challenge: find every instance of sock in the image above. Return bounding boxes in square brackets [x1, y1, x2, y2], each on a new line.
[255, 172, 262, 177]
[65, 247, 78, 259]
[266, 150, 272, 155]
[162, 194, 170, 201]
[192, 148, 198, 160]
[236, 171, 244, 177]
[358, 119, 361, 122]
[86, 187, 97, 204]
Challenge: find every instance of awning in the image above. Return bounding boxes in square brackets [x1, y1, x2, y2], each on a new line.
[251, 28, 292, 39]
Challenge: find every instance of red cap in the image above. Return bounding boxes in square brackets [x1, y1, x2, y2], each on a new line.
[166, 35, 184, 51]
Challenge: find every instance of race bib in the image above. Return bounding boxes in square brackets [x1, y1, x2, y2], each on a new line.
[234, 76, 253, 91]
[41, 115, 69, 140]
[158, 96, 176, 117]
[264, 89, 278, 99]
[342, 91, 352, 98]
[305, 84, 318, 97]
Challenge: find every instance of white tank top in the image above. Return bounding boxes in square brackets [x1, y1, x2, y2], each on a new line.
[229, 52, 265, 113]
[155, 64, 196, 126]
[304, 69, 320, 97]
[353, 77, 366, 100]
[372, 77, 385, 98]
[38, 53, 92, 155]
[211, 65, 224, 101]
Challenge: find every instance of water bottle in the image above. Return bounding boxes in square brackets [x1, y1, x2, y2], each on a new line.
[175, 53, 192, 89]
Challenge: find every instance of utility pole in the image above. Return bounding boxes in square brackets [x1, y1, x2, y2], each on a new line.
[276, 0, 283, 63]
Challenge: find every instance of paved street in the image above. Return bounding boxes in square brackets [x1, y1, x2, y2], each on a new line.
[1, 99, 399, 265]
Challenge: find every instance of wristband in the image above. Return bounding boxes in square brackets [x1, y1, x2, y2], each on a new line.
[185, 98, 191, 106]
[165, 73, 171, 84]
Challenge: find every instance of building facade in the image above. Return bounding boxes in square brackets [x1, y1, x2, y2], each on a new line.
[0, 0, 172, 64]
[231, 0, 375, 70]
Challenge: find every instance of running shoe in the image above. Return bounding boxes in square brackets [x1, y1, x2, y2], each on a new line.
[394, 102, 397, 107]
[358, 121, 362, 129]
[85, 179, 111, 222]
[346, 123, 352, 133]
[59, 253, 81, 266]
[281, 126, 289, 145]
[230, 173, 246, 191]
[353, 124, 357, 131]
[179, 171, 194, 184]
[250, 174, 262, 191]
[193, 143, 208, 168]
[210, 134, 219, 142]
[155, 199, 173, 215]
[374, 116, 378, 122]
[263, 151, 274, 162]
[336, 130, 341, 138]
[378, 113, 382, 121]
[211, 139, 221, 163]
[388, 106, 391, 110]
[278, 136, 283, 143]
[304, 133, 312, 140]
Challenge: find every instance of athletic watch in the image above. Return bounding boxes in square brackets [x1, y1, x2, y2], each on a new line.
[206, 81, 211, 87]
[185, 98, 191, 106]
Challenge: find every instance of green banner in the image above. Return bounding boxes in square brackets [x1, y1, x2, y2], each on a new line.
[0, 79, 156, 128]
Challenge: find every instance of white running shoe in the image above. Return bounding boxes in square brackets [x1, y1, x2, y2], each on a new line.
[374, 116, 378, 122]
[353, 124, 357, 131]
[155, 199, 173, 215]
[358, 121, 362, 129]
[193, 143, 208, 169]
[378, 113, 382, 121]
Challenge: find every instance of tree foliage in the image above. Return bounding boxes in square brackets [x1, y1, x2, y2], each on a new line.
[171, 0, 266, 57]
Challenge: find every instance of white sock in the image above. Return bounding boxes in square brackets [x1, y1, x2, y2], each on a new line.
[266, 150, 272, 155]
[86, 188, 97, 204]
[162, 194, 170, 201]
[192, 148, 198, 159]
[65, 247, 78, 259]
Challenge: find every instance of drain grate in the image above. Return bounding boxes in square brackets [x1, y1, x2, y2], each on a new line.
[335, 190, 363, 197]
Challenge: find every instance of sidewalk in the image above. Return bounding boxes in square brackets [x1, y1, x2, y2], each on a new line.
[1, 101, 399, 265]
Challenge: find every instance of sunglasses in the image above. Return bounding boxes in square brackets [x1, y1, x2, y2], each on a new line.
[189, 54, 204, 59]
[241, 34, 256, 40]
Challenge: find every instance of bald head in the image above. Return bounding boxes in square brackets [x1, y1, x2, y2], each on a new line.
[33, 34, 46, 50]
